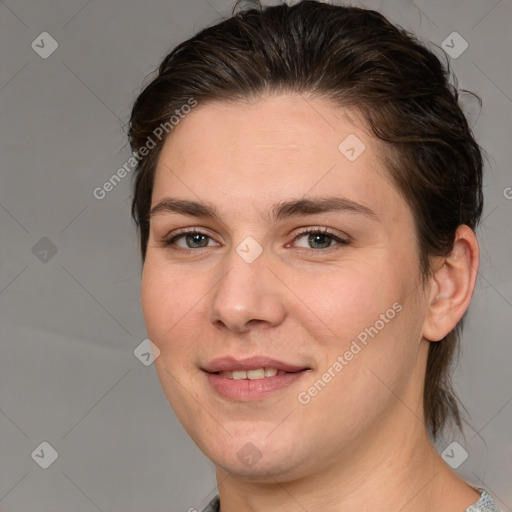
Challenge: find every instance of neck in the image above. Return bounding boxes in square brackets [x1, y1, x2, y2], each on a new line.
[214, 406, 478, 512]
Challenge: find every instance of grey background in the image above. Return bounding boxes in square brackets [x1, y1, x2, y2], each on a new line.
[0, 0, 511, 510]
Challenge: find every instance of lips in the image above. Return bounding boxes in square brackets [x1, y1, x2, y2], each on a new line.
[201, 356, 311, 401]
[202, 356, 308, 374]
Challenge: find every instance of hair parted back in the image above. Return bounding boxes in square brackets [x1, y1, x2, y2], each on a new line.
[128, 0, 484, 441]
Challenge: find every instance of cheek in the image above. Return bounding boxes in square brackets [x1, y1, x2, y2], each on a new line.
[286, 259, 401, 345]
[290, 257, 418, 394]
[141, 260, 210, 422]
[140, 259, 204, 355]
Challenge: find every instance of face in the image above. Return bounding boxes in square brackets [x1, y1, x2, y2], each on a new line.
[141, 94, 431, 481]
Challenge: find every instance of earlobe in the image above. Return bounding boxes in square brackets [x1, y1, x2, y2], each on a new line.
[422, 225, 480, 342]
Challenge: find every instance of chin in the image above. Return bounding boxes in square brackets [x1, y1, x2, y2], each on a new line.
[199, 434, 311, 482]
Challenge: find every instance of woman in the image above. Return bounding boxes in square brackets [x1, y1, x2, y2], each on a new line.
[128, 1, 501, 510]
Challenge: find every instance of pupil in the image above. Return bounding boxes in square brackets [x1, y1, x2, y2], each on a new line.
[309, 233, 331, 249]
[309, 233, 330, 248]
[188, 233, 208, 248]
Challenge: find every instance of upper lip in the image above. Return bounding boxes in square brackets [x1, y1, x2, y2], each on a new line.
[202, 356, 309, 373]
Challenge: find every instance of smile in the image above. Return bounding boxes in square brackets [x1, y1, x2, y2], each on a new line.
[218, 368, 286, 380]
[202, 356, 311, 401]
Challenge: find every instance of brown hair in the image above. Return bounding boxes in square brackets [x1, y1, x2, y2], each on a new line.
[128, 0, 484, 440]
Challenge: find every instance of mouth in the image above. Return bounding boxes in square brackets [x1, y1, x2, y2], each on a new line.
[216, 367, 287, 380]
[201, 356, 311, 401]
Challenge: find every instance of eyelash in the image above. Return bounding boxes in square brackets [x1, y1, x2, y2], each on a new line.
[162, 227, 349, 254]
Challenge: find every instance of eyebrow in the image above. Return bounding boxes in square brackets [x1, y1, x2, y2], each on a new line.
[149, 196, 377, 223]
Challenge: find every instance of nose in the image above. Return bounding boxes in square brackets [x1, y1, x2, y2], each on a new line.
[208, 246, 287, 334]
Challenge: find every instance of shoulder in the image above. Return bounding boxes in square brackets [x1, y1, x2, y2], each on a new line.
[465, 488, 502, 512]
[199, 489, 502, 512]
[200, 495, 220, 512]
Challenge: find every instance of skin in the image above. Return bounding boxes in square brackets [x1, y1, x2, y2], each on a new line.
[141, 94, 480, 511]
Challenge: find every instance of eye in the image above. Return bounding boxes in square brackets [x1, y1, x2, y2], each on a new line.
[164, 229, 219, 250]
[161, 227, 348, 253]
[291, 228, 348, 250]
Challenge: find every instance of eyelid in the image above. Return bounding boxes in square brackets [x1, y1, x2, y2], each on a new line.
[289, 226, 350, 250]
[162, 227, 221, 247]
[292, 226, 349, 241]
[161, 225, 350, 253]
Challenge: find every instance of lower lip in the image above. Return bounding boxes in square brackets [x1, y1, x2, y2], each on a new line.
[204, 371, 308, 401]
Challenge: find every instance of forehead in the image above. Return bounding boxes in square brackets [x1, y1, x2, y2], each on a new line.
[152, 94, 406, 224]
[158, 94, 376, 166]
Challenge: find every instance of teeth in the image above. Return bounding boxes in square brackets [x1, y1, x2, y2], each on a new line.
[247, 368, 265, 380]
[219, 368, 281, 380]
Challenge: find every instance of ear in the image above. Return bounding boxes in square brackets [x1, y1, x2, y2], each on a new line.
[422, 225, 480, 342]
